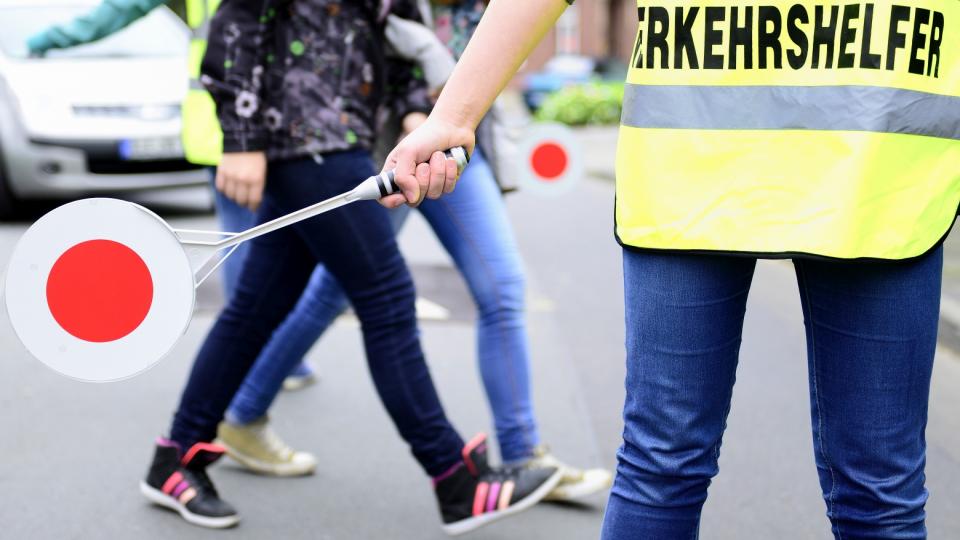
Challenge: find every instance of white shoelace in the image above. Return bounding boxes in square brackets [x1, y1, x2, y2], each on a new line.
[251, 423, 293, 460]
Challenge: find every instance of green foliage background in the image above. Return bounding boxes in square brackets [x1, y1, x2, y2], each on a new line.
[534, 82, 624, 126]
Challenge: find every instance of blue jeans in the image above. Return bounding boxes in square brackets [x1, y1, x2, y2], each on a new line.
[171, 151, 463, 476]
[601, 248, 941, 539]
[210, 169, 255, 297]
[212, 176, 346, 381]
[226, 150, 541, 462]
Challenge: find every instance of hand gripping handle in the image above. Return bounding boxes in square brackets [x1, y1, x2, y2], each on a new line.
[351, 147, 470, 202]
[178, 146, 471, 285]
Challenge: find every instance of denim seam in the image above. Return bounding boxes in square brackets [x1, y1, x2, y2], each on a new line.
[709, 294, 745, 532]
[178, 215, 304, 445]
[339, 201, 460, 475]
[798, 263, 843, 540]
[337, 205, 404, 389]
[433, 195, 538, 460]
[229, 238, 310, 393]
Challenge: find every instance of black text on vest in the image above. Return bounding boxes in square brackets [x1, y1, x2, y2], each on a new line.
[632, 3, 945, 77]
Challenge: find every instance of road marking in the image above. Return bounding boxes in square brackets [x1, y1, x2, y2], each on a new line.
[941, 295, 960, 329]
[332, 296, 451, 327]
[415, 297, 450, 321]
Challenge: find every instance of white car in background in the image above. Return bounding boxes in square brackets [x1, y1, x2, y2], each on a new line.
[0, 0, 207, 219]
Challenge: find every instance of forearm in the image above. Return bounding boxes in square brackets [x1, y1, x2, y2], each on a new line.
[27, 0, 165, 54]
[431, 0, 570, 131]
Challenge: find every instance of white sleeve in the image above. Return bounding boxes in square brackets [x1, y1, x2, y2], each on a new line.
[384, 13, 456, 91]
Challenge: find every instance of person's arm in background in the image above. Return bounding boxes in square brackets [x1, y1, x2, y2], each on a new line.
[26, 0, 167, 56]
[384, 57, 432, 140]
[202, 0, 289, 210]
[384, 13, 455, 96]
[383, 0, 449, 129]
[382, 0, 571, 208]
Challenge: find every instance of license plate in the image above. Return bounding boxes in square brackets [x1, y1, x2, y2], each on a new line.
[118, 137, 183, 161]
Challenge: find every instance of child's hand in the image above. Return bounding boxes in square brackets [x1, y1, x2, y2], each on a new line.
[216, 151, 267, 211]
[401, 112, 429, 137]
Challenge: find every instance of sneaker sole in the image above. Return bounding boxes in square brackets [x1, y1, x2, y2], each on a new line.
[216, 439, 317, 477]
[441, 468, 563, 536]
[140, 481, 240, 529]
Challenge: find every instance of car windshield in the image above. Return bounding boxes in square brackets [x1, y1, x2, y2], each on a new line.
[0, 6, 186, 59]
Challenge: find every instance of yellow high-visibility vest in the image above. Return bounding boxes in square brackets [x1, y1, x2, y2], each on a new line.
[181, 0, 222, 166]
[616, 0, 960, 260]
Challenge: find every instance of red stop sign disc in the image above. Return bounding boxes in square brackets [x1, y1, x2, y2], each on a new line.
[5, 198, 196, 382]
[46, 239, 154, 343]
[530, 142, 569, 181]
[518, 123, 583, 197]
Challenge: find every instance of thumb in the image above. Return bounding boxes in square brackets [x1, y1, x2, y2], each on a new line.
[391, 145, 421, 205]
[380, 149, 399, 174]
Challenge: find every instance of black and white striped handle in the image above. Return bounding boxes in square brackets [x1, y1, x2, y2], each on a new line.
[354, 147, 470, 201]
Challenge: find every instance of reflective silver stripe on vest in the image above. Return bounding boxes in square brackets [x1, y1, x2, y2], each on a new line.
[621, 84, 960, 141]
[187, 0, 210, 87]
[190, 23, 208, 39]
[189, 0, 211, 39]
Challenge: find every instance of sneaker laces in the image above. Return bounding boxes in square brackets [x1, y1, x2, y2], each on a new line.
[530, 445, 561, 467]
[528, 445, 579, 480]
[251, 422, 294, 460]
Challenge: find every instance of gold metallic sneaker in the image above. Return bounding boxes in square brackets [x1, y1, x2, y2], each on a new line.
[528, 445, 613, 502]
[216, 417, 317, 477]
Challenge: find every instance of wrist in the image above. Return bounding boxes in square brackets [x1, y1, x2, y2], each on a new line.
[431, 94, 480, 133]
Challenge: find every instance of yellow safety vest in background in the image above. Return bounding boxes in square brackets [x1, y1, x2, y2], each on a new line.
[182, 0, 222, 166]
[616, 0, 960, 260]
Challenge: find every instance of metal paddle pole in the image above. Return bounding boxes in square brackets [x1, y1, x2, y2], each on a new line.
[174, 147, 469, 285]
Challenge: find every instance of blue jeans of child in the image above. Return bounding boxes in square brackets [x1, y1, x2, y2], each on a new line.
[225, 150, 540, 463]
[601, 247, 941, 539]
[210, 168, 254, 297]
[171, 151, 463, 476]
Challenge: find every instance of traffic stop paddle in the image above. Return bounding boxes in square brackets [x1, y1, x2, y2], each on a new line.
[4, 148, 469, 383]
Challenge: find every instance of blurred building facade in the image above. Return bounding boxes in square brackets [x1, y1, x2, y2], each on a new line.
[168, 0, 636, 66]
[167, 0, 637, 81]
[521, 0, 636, 76]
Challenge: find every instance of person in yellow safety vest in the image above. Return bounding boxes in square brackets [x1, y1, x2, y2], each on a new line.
[28, 0, 222, 165]
[386, 0, 959, 538]
[28, 0, 254, 294]
[181, 0, 222, 165]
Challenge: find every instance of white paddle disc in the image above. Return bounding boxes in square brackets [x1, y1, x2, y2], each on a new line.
[4, 198, 195, 382]
[517, 122, 584, 196]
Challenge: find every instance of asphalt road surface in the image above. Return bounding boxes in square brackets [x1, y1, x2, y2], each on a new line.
[2, 171, 960, 539]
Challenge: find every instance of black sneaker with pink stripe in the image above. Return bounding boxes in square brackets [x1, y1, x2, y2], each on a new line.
[434, 433, 562, 536]
[140, 438, 240, 529]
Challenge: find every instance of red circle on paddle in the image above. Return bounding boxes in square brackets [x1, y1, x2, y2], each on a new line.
[530, 142, 568, 181]
[46, 239, 154, 343]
